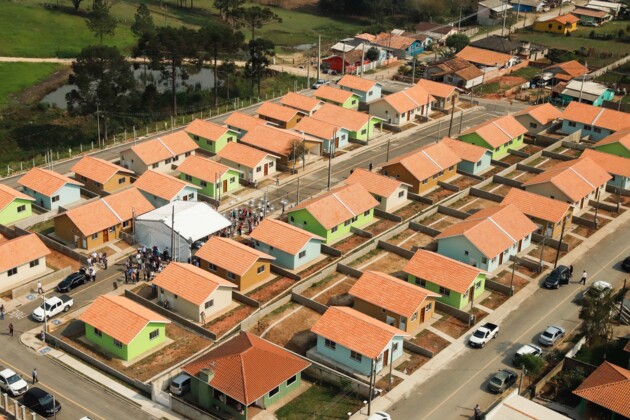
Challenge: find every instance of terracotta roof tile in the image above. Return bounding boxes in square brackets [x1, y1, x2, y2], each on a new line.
[177, 155, 233, 184]
[436, 205, 538, 258]
[380, 84, 433, 114]
[560, 101, 630, 132]
[185, 119, 230, 141]
[573, 361, 630, 418]
[217, 142, 277, 169]
[79, 295, 169, 345]
[290, 183, 379, 229]
[501, 188, 571, 224]
[129, 131, 198, 165]
[374, 33, 416, 50]
[256, 102, 300, 123]
[153, 262, 235, 306]
[346, 168, 405, 198]
[102, 187, 154, 221]
[383, 141, 461, 182]
[338, 75, 379, 92]
[404, 249, 485, 294]
[581, 149, 630, 178]
[294, 117, 346, 141]
[312, 103, 371, 132]
[522, 157, 611, 202]
[416, 79, 457, 99]
[311, 306, 406, 359]
[182, 332, 310, 405]
[0, 234, 50, 273]
[594, 129, 630, 149]
[573, 7, 608, 17]
[545, 60, 588, 78]
[315, 85, 356, 105]
[441, 137, 489, 163]
[349, 271, 439, 318]
[355, 33, 376, 42]
[280, 92, 322, 114]
[250, 218, 324, 255]
[0, 183, 34, 212]
[71, 156, 133, 185]
[456, 46, 513, 67]
[540, 13, 580, 24]
[514, 103, 562, 126]
[133, 170, 198, 201]
[18, 168, 83, 197]
[460, 115, 528, 148]
[454, 64, 484, 81]
[195, 236, 274, 276]
[225, 112, 267, 133]
[241, 125, 314, 158]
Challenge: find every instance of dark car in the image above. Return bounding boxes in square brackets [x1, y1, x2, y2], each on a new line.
[488, 369, 517, 393]
[23, 387, 61, 417]
[544, 265, 571, 289]
[56, 269, 89, 293]
[621, 256, 630, 272]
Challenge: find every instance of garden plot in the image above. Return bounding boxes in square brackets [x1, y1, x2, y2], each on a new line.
[521, 144, 543, 155]
[502, 154, 523, 166]
[396, 352, 430, 375]
[262, 306, 321, 356]
[411, 330, 451, 355]
[313, 276, 358, 306]
[388, 229, 416, 246]
[364, 217, 398, 235]
[360, 251, 410, 275]
[535, 157, 569, 170]
[450, 175, 481, 190]
[397, 231, 435, 251]
[504, 169, 538, 183]
[604, 194, 630, 207]
[457, 196, 501, 214]
[479, 165, 505, 179]
[300, 273, 344, 299]
[206, 304, 256, 338]
[247, 276, 296, 304]
[250, 302, 299, 337]
[490, 270, 530, 293]
[393, 200, 430, 220]
[425, 187, 458, 203]
[486, 183, 514, 196]
[334, 234, 370, 254]
[427, 214, 463, 231]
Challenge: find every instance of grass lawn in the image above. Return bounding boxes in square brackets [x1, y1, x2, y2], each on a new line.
[275, 382, 363, 419]
[510, 66, 540, 80]
[0, 62, 63, 106]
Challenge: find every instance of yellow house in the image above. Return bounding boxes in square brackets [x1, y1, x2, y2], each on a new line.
[534, 14, 579, 34]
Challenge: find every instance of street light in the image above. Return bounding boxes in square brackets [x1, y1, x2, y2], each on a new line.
[280, 199, 288, 214]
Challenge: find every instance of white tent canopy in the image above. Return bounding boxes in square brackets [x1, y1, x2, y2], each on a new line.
[135, 201, 230, 261]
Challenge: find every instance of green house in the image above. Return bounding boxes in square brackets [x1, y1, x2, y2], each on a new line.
[0, 184, 34, 225]
[593, 130, 630, 158]
[287, 183, 379, 244]
[312, 103, 382, 141]
[183, 332, 310, 420]
[315, 85, 360, 110]
[177, 155, 242, 199]
[79, 295, 170, 361]
[404, 249, 486, 310]
[457, 115, 528, 160]
[185, 118, 238, 155]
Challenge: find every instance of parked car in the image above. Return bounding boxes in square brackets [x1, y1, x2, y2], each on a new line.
[169, 373, 191, 396]
[0, 368, 28, 396]
[587, 281, 613, 298]
[56, 269, 90, 293]
[513, 344, 543, 367]
[367, 412, 392, 420]
[538, 325, 565, 346]
[621, 256, 630, 272]
[544, 265, 571, 289]
[469, 323, 499, 348]
[311, 80, 328, 89]
[581, 21, 599, 27]
[32, 295, 74, 322]
[22, 388, 61, 417]
[488, 369, 517, 393]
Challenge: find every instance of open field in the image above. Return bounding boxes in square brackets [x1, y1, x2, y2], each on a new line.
[0, 62, 64, 106]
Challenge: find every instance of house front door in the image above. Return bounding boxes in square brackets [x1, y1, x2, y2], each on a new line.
[383, 349, 389, 367]
[183, 195, 188, 201]
[399, 316, 407, 331]
[499, 252, 504, 265]
[517, 239, 522, 252]
[103, 229, 109, 242]
[223, 180, 228, 192]
[264, 164, 268, 176]
[469, 286, 474, 302]
[420, 307, 426, 323]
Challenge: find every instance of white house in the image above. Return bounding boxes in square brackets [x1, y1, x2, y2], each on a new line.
[0, 234, 50, 293]
[346, 168, 409, 212]
[119, 131, 198, 175]
[216, 142, 279, 183]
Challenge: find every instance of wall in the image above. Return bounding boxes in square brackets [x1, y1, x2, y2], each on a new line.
[0, 256, 48, 293]
[0, 198, 32, 225]
[382, 186, 408, 212]
[172, 396, 216, 420]
[84, 323, 129, 360]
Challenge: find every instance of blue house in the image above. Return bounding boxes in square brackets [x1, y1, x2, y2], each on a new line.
[560, 102, 629, 142]
[310, 306, 407, 376]
[293, 117, 350, 154]
[250, 218, 324, 271]
[337, 75, 383, 104]
[18, 168, 83, 211]
[442, 137, 493, 176]
[510, 0, 544, 12]
[132, 170, 200, 208]
[581, 149, 630, 190]
[554, 80, 614, 107]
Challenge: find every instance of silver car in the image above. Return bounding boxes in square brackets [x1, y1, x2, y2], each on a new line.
[538, 325, 565, 346]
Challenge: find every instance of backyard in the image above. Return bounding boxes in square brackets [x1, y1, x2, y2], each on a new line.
[275, 381, 364, 420]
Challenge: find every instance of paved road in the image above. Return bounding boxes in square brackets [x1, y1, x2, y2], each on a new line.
[388, 218, 630, 420]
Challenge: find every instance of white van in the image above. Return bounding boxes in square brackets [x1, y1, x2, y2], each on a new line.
[169, 373, 191, 396]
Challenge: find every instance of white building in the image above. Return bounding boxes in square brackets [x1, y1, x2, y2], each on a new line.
[0, 234, 50, 293]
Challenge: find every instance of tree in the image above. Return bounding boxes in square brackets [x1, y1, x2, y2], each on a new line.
[290, 138, 307, 170]
[66, 45, 135, 116]
[244, 38, 275, 97]
[86, 0, 117, 45]
[366, 46, 380, 62]
[517, 354, 544, 377]
[218, 59, 237, 99]
[131, 4, 155, 39]
[71, 0, 84, 12]
[445, 33, 469, 53]
[232, 6, 281, 39]
[214, 0, 245, 21]
[578, 287, 616, 344]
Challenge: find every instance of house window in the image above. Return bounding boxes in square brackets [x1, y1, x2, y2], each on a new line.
[113, 339, 123, 348]
[568, 121, 576, 127]
[206, 140, 214, 146]
[368, 91, 373, 96]
[123, 220, 130, 228]
[529, 122, 538, 128]
[118, 177, 126, 184]
[226, 271, 235, 280]
[584, 125, 592, 131]
[398, 190, 404, 198]
[185, 175, 192, 182]
[173, 155, 179, 162]
[80, 176, 87, 181]
[393, 342, 399, 352]
[7, 267, 17, 277]
[188, 193, 194, 200]
[194, 135, 200, 141]
[363, 210, 370, 216]
[256, 166, 262, 172]
[17, 205, 26, 213]
[331, 226, 338, 233]
[415, 278, 426, 287]
[449, 166, 454, 171]
[230, 177, 235, 184]
[492, 257, 497, 262]
[208, 263, 217, 271]
[481, 257, 488, 264]
[269, 161, 274, 167]
[290, 216, 295, 222]
[201, 181, 207, 187]
[205, 299, 214, 309]
[476, 281, 482, 289]
[464, 250, 469, 255]
[350, 351, 362, 362]
[344, 220, 351, 226]
[109, 226, 116, 233]
[426, 302, 432, 311]
[165, 158, 172, 164]
[29, 259, 40, 268]
[422, 179, 428, 184]
[257, 265, 265, 274]
[361, 129, 367, 135]
[91, 233, 99, 240]
[52, 195, 60, 203]
[185, 152, 191, 157]
[269, 387, 280, 398]
[152, 163, 159, 169]
[287, 375, 297, 386]
[298, 250, 306, 258]
[174, 294, 178, 299]
[149, 329, 160, 340]
[94, 327, 102, 337]
[325, 338, 336, 350]
[476, 161, 482, 167]
[411, 312, 417, 321]
[439, 286, 451, 296]
[594, 127, 602, 133]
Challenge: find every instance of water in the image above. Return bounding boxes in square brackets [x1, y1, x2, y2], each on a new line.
[293, 43, 316, 51]
[41, 64, 216, 109]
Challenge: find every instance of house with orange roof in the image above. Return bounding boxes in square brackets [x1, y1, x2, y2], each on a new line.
[240, 125, 322, 166]
[441, 137, 493, 175]
[311, 103, 382, 141]
[177, 155, 241, 199]
[184, 119, 238, 155]
[54, 187, 154, 249]
[544, 60, 588, 84]
[279, 92, 322, 116]
[522, 157, 611, 214]
[513, 103, 563, 135]
[183, 331, 310, 418]
[133, 169, 199, 208]
[425, 57, 484, 89]
[314, 85, 360, 110]
[79, 295, 170, 361]
[560, 102, 630, 141]
[224, 111, 267, 139]
[310, 306, 407, 376]
[581, 149, 630, 189]
[368, 84, 433, 128]
[593, 129, 630, 158]
[416, 79, 459, 111]
[435, 204, 538, 273]
[293, 116, 351, 153]
[337, 74, 382, 103]
[373, 32, 427, 58]
[216, 142, 279, 183]
[0, 234, 50, 292]
[195, 236, 275, 291]
[501, 188, 573, 239]
[349, 271, 439, 333]
[0, 184, 34, 225]
[346, 168, 409, 212]
[256, 101, 303, 129]
[381, 141, 461, 194]
[457, 114, 527, 159]
[404, 249, 487, 309]
[287, 183, 379, 243]
[250, 218, 324, 270]
[455, 46, 515, 69]
[534, 13, 580, 34]
[119, 131, 197, 175]
[18, 167, 83, 210]
[71, 156, 134, 195]
[573, 361, 630, 419]
[153, 262, 236, 322]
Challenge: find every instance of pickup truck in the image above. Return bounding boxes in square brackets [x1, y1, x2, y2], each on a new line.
[469, 322, 499, 348]
[32, 295, 73, 322]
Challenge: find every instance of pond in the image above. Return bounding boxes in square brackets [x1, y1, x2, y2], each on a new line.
[41, 64, 216, 109]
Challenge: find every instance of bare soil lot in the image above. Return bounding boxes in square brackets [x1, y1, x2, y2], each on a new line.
[375, 374, 403, 394]
[314, 276, 358, 305]
[521, 144, 543, 155]
[480, 290, 510, 310]
[250, 302, 298, 336]
[206, 305, 256, 337]
[400, 232, 435, 251]
[301, 273, 344, 299]
[361, 252, 409, 275]
[502, 154, 522, 165]
[425, 187, 458, 203]
[388, 229, 416, 246]
[432, 313, 471, 339]
[247, 276, 296, 304]
[458, 196, 499, 213]
[536, 158, 565, 170]
[451, 176, 480, 190]
[395, 352, 429, 375]
[47, 249, 81, 271]
[297, 256, 337, 278]
[364, 218, 397, 235]
[264, 306, 321, 355]
[334, 234, 370, 254]
[394, 200, 429, 220]
[487, 184, 513, 196]
[411, 329, 450, 354]
[491, 270, 529, 293]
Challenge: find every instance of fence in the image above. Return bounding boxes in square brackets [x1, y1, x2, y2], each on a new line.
[377, 240, 415, 260]
[409, 221, 441, 237]
[270, 264, 301, 281]
[321, 244, 343, 257]
[374, 208, 403, 222]
[437, 180, 459, 192]
[403, 340, 434, 358]
[436, 301, 474, 325]
[437, 205, 470, 219]
[485, 279, 514, 296]
[232, 291, 260, 308]
[336, 263, 363, 278]
[291, 292, 328, 315]
[492, 175, 523, 188]
[0, 391, 38, 419]
[542, 150, 574, 162]
[469, 187, 504, 202]
[171, 396, 218, 420]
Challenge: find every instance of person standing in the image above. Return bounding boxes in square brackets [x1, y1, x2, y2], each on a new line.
[474, 404, 481, 420]
[580, 270, 587, 285]
[32, 368, 38, 384]
[89, 267, 97, 282]
[569, 265, 574, 278]
[37, 281, 44, 294]
[0, 304, 4, 320]
[9, 323, 13, 337]
[368, 162, 373, 171]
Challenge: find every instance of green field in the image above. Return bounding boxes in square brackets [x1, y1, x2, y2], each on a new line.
[0, 62, 64, 106]
[0, 0, 366, 58]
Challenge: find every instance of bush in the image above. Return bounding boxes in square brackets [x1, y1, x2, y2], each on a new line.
[589, 30, 595, 39]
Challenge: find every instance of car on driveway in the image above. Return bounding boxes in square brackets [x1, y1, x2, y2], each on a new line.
[538, 325, 565, 346]
[0, 368, 28, 396]
[513, 344, 542, 367]
[56, 269, 90, 293]
[23, 387, 61, 417]
[622, 256, 630, 272]
[488, 369, 517, 393]
[587, 281, 613, 298]
[544, 265, 571, 289]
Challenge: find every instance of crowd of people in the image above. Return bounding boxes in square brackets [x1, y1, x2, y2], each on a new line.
[216, 205, 269, 238]
[123, 246, 170, 284]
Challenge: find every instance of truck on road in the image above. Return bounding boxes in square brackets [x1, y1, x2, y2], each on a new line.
[32, 295, 74, 322]
[469, 322, 499, 348]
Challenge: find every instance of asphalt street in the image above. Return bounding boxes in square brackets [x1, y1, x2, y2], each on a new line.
[389, 217, 630, 420]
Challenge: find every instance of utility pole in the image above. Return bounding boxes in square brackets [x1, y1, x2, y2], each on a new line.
[296, 177, 301, 204]
[578, 61, 588, 103]
[458, 6, 462, 31]
[518, 368, 527, 394]
[342, 40, 346, 75]
[501, 0, 508, 37]
[170, 204, 175, 262]
[361, 43, 366, 77]
[386, 137, 391, 161]
[447, 101, 456, 137]
[538, 235, 547, 272]
[317, 35, 321, 82]
[553, 217, 567, 268]
[307, 55, 311, 88]
[515, 0, 522, 27]
[367, 359, 375, 416]
[411, 58, 417, 84]
[96, 104, 101, 148]
[619, 278, 627, 325]
[594, 189, 600, 227]
[327, 130, 336, 191]
[459, 110, 464, 133]
[510, 256, 517, 296]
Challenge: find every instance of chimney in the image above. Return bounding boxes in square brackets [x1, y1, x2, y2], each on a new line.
[201, 368, 215, 383]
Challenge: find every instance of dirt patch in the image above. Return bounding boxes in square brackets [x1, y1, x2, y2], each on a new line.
[314, 276, 358, 305]
[450, 176, 480, 190]
[459, 197, 499, 213]
[487, 184, 512, 196]
[17, 65, 72, 105]
[388, 229, 416, 246]
[516, 263, 541, 278]
[411, 329, 450, 354]
[92, 245, 117, 257]
[374, 374, 403, 394]
[263, 306, 321, 355]
[361, 252, 409, 275]
[425, 188, 457, 203]
[301, 273, 343, 299]
[431, 219, 456, 231]
[395, 352, 429, 375]
[449, 195, 476, 209]
[247, 276, 296, 304]
[46, 249, 81, 271]
[297, 256, 337, 278]
[563, 234, 583, 251]
[334, 234, 370, 254]
[491, 270, 529, 293]
[206, 305, 256, 337]
[432, 313, 471, 339]
[521, 144, 543, 155]
[393, 200, 429, 220]
[250, 302, 298, 336]
[604, 194, 630, 207]
[502, 154, 522, 166]
[480, 165, 504, 179]
[364, 218, 397, 235]
[528, 243, 567, 264]
[472, 307, 489, 323]
[400, 232, 435, 251]
[558, 147, 582, 158]
[536, 158, 564, 170]
[480, 290, 510, 310]
[348, 249, 383, 268]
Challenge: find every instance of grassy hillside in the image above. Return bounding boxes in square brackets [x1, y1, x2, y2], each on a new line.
[0, 62, 64, 106]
